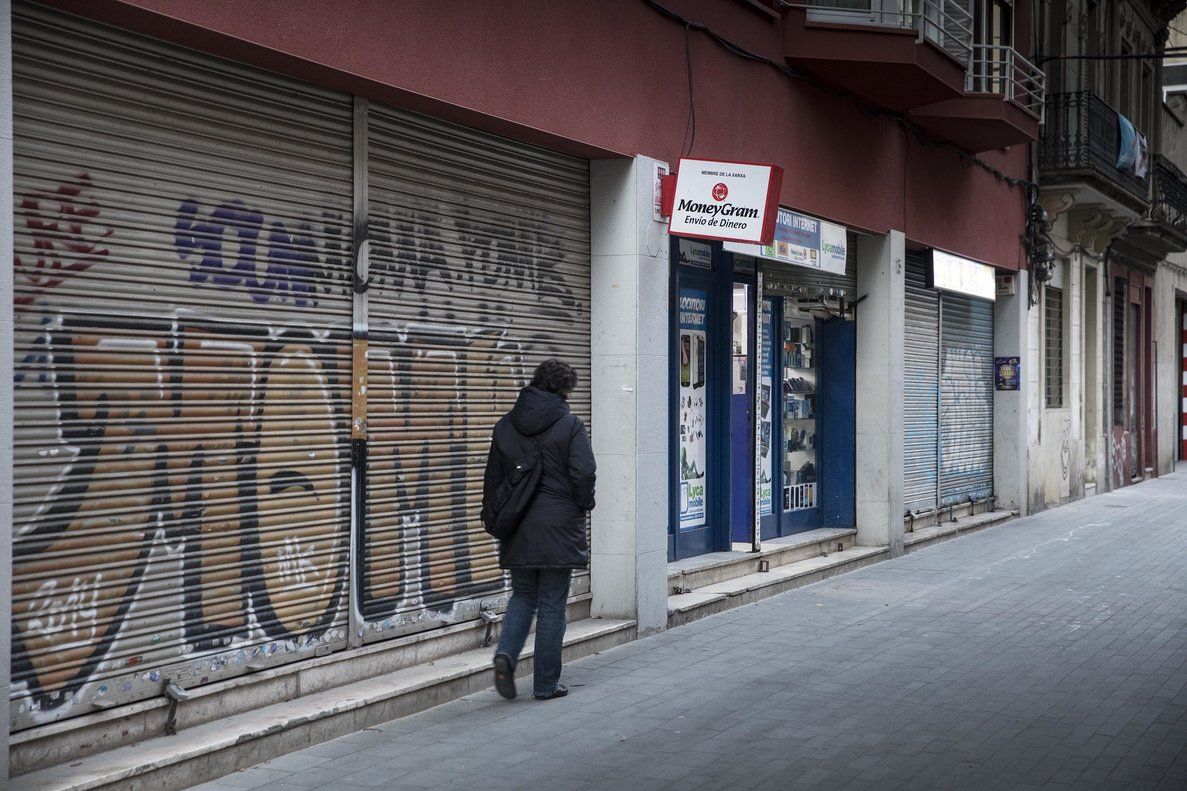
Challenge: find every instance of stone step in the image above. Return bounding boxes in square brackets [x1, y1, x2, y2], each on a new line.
[904, 510, 1016, 552]
[667, 527, 858, 593]
[10, 616, 635, 791]
[667, 544, 889, 628]
[12, 590, 594, 776]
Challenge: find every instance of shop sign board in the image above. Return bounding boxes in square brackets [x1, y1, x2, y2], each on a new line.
[665, 158, 783, 245]
[724, 208, 847, 276]
[928, 250, 997, 301]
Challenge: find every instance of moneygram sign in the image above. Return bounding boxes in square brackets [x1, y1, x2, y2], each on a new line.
[666, 158, 783, 245]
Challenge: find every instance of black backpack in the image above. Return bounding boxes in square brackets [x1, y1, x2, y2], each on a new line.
[481, 436, 543, 541]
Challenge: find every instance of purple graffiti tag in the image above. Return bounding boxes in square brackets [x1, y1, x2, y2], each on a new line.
[175, 199, 324, 307]
[175, 199, 265, 289]
[261, 221, 317, 306]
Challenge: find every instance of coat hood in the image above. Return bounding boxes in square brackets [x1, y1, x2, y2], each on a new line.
[509, 385, 570, 437]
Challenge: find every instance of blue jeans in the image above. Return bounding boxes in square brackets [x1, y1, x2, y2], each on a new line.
[494, 568, 571, 696]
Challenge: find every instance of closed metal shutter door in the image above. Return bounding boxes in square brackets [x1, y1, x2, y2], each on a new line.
[11, 5, 353, 729]
[362, 105, 591, 641]
[939, 292, 995, 504]
[904, 253, 940, 512]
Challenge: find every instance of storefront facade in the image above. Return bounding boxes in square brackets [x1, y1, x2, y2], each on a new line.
[9, 2, 594, 731]
[2, 0, 1040, 777]
[669, 212, 854, 558]
[1108, 261, 1157, 487]
[669, 215, 857, 561]
[902, 251, 997, 517]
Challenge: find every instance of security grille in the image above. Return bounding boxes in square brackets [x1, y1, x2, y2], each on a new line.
[904, 253, 940, 512]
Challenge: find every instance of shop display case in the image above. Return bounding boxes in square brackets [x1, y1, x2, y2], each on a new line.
[782, 309, 817, 511]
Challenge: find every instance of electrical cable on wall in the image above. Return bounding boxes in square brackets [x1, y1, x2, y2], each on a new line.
[640, 0, 1038, 191]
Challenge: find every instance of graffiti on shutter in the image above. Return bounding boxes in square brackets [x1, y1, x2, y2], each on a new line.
[11, 3, 354, 729]
[360, 107, 592, 641]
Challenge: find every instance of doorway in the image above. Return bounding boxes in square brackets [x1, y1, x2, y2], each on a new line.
[730, 278, 756, 544]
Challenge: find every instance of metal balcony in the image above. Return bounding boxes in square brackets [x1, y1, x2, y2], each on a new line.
[965, 44, 1045, 121]
[796, 0, 973, 65]
[1152, 155, 1187, 244]
[1038, 91, 1150, 211]
[784, 0, 972, 112]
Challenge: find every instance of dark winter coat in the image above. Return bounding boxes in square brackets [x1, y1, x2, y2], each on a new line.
[482, 386, 596, 569]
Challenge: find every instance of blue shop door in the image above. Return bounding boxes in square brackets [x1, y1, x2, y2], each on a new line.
[729, 280, 755, 544]
[818, 316, 856, 529]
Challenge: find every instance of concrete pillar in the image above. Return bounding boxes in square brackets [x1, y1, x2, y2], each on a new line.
[1068, 255, 1084, 501]
[994, 268, 1030, 514]
[588, 156, 669, 636]
[1, 0, 13, 780]
[854, 231, 905, 554]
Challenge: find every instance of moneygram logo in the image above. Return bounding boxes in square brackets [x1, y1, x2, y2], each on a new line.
[711, 183, 728, 202]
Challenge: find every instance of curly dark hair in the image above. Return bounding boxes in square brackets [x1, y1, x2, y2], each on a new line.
[530, 359, 579, 399]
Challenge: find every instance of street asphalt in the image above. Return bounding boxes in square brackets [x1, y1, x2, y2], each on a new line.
[192, 466, 1187, 790]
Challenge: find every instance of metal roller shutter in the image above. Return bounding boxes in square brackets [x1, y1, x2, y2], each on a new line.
[361, 105, 591, 641]
[939, 293, 995, 504]
[904, 253, 940, 512]
[11, 4, 353, 729]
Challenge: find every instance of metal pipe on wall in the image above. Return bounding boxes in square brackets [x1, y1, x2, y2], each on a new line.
[0, 1, 14, 779]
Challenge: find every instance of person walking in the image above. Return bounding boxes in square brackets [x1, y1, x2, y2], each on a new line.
[483, 359, 596, 701]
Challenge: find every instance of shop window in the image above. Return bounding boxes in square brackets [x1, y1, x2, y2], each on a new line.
[1044, 286, 1064, 408]
[732, 285, 750, 395]
[782, 307, 817, 510]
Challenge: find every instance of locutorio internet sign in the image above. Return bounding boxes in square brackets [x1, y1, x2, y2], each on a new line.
[663, 158, 783, 245]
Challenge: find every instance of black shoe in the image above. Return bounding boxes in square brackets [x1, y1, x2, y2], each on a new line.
[533, 684, 568, 701]
[493, 654, 516, 700]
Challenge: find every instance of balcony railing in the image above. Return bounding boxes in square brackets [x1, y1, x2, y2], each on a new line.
[798, 0, 973, 66]
[1153, 155, 1187, 239]
[965, 44, 1046, 121]
[1038, 91, 1149, 206]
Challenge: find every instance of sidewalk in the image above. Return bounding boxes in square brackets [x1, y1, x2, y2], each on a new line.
[195, 468, 1187, 790]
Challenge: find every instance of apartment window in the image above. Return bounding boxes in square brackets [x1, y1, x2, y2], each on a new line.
[1045, 286, 1065, 408]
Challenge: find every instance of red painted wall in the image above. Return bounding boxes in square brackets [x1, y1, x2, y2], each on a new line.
[39, 0, 1028, 269]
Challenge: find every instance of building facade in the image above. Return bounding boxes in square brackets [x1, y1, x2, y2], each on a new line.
[1, 0, 1184, 783]
[1031, 0, 1187, 511]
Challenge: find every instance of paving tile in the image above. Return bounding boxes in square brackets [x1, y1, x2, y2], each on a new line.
[186, 470, 1187, 790]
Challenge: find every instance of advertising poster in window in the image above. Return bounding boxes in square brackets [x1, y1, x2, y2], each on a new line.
[679, 287, 708, 530]
[759, 298, 774, 516]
